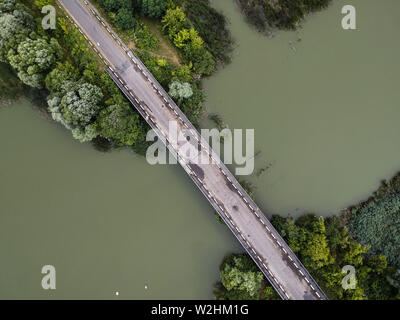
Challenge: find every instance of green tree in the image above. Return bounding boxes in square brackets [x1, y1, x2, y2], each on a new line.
[72, 124, 98, 143]
[45, 62, 79, 92]
[47, 81, 103, 142]
[168, 81, 193, 101]
[60, 82, 103, 126]
[161, 7, 187, 39]
[220, 254, 263, 300]
[115, 7, 136, 30]
[7, 36, 61, 88]
[135, 24, 158, 51]
[100, 0, 131, 12]
[0, 0, 34, 62]
[140, 0, 167, 18]
[97, 101, 142, 146]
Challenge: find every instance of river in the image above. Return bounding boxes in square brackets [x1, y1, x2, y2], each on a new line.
[0, 100, 239, 299]
[1, 0, 399, 299]
[203, 0, 400, 216]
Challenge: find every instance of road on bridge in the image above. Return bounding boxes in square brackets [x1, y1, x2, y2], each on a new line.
[57, 0, 327, 300]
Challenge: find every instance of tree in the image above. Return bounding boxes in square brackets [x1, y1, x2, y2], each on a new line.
[47, 81, 103, 142]
[169, 81, 193, 101]
[45, 62, 79, 92]
[220, 254, 263, 300]
[0, 0, 34, 62]
[7, 36, 61, 88]
[161, 7, 187, 39]
[100, 0, 131, 12]
[183, 45, 215, 75]
[135, 24, 158, 50]
[115, 7, 136, 30]
[140, 0, 167, 18]
[349, 182, 400, 268]
[96, 101, 143, 146]
[60, 82, 103, 126]
[72, 124, 98, 143]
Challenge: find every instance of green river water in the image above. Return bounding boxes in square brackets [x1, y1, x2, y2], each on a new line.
[1, 0, 399, 298]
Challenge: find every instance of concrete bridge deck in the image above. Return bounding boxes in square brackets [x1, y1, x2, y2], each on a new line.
[57, 0, 327, 300]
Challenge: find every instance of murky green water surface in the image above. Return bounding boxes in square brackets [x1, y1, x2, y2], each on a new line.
[204, 0, 400, 216]
[0, 101, 239, 299]
[1, 0, 399, 298]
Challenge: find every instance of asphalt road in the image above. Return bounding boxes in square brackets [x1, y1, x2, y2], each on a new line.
[58, 0, 327, 300]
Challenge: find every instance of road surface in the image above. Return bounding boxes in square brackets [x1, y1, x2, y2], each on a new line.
[57, 0, 327, 300]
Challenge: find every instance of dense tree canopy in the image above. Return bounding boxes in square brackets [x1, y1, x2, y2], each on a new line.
[115, 7, 136, 29]
[168, 80, 192, 101]
[100, 0, 132, 12]
[138, 0, 167, 19]
[0, 0, 34, 61]
[220, 254, 263, 300]
[215, 214, 399, 300]
[349, 175, 400, 269]
[96, 100, 143, 146]
[237, 0, 332, 31]
[47, 80, 103, 143]
[8, 36, 61, 88]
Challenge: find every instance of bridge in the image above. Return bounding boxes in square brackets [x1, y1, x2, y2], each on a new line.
[57, 0, 327, 300]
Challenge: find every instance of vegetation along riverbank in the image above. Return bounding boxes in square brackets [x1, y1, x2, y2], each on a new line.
[1, 0, 399, 300]
[0, 0, 233, 152]
[237, 0, 332, 33]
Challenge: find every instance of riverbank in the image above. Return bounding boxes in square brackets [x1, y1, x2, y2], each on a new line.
[236, 0, 332, 33]
[2, 0, 400, 300]
[1, 0, 233, 153]
[208, 0, 400, 300]
[0, 63, 24, 103]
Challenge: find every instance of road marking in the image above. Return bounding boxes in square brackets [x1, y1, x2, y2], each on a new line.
[284, 292, 290, 299]
[61, 2, 324, 300]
